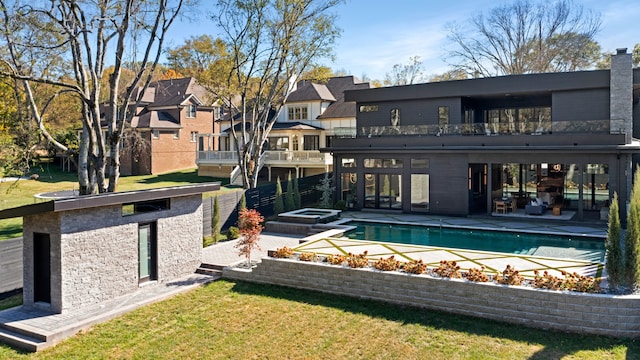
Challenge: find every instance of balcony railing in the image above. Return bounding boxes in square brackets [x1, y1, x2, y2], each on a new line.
[197, 150, 330, 166]
[358, 119, 619, 138]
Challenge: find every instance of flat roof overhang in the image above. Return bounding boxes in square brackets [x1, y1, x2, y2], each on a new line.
[0, 182, 221, 220]
[326, 144, 640, 155]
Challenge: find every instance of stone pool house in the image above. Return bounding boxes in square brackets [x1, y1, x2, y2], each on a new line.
[0, 183, 219, 314]
[329, 48, 640, 221]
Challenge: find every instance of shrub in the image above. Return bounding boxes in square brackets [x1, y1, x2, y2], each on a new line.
[273, 246, 294, 258]
[293, 175, 301, 209]
[402, 259, 427, 274]
[239, 192, 247, 211]
[285, 172, 295, 211]
[203, 235, 215, 248]
[434, 260, 461, 278]
[227, 226, 240, 240]
[495, 265, 524, 286]
[373, 256, 401, 271]
[235, 208, 265, 267]
[334, 200, 346, 211]
[606, 192, 623, 290]
[533, 270, 564, 290]
[563, 271, 601, 293]
[274, 177, 285, 215]
[298, 252, 317, 262]
[325, 254, 347, 265]
[212, 196, 220, 242]
[465, 266, 489, 282]
[625, 167, 640, 289]
[347, 251, 369, 268]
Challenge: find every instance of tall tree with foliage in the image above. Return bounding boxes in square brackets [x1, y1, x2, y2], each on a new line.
[625, 167, 640, 290]
[235, 208, 264, 267]
[606, 192, 622, 290]
[274, 176, 285, 215]
[210, 0, 342, 189]
[445, 0, 601, 77]
[0, 0, 185, 194]
[285, 172, 295, 211]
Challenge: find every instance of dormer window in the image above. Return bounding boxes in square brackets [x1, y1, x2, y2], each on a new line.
[186, 104, 197, 118]
[288, 105, 308, 121]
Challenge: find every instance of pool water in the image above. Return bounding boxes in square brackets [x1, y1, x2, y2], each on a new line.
[343, 221, 605, 262]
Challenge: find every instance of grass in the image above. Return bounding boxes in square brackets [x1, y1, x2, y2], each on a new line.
[0, 280, 637, 359]
[0, 293, 22, 311]
[0, 165, 232, 240]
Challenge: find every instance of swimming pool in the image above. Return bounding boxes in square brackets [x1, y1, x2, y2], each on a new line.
[342, 221, 605, 262]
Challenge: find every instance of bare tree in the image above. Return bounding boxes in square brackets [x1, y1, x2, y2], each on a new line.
[446, 0, 601, 76]
[210, 0, 342, 189]
[0, 0, 185, 194]
[384, 56, 424, 86]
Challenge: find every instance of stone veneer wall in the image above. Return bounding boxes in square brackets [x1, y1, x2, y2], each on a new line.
[224, 258, 640, 338]
[23, 194, 203, 313]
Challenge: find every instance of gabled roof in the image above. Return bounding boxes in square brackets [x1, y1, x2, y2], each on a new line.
[131, 111, 181, 129]
[287, 81, 336, 102]
[146, 77, 209, 107]
[272, 121, 323, 130]
[285, 76, 370, 120]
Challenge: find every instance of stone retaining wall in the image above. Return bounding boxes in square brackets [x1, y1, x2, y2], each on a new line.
[223, 257, 640, 338]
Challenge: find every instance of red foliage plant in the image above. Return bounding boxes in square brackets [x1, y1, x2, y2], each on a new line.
[235, 208, 264, 266]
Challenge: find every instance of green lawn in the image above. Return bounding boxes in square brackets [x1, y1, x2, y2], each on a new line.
[0, 165, 231, 240]
[0, 280, 636, 359]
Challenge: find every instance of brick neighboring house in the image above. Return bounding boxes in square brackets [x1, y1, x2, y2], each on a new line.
[197, 76, 369, 184]
[119, 77, 219, 175]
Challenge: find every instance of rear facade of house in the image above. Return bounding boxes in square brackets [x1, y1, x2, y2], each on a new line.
[330, 49, 640, 221]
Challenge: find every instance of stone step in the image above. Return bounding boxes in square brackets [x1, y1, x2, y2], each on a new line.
[195, 267, 222, 277]
[0, 326, 45, 353]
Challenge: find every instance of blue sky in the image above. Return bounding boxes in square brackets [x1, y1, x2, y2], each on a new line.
[168, 0, 639, 81]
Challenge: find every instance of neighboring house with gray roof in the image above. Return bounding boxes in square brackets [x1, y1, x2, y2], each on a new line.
[118, 77, 218, 175]
[197, 76, 370, 184]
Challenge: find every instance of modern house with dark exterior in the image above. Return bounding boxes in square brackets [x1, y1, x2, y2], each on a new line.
[329, 49, 640, 221]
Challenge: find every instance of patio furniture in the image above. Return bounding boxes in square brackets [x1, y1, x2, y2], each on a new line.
[494, 200, 508, 214]
[525, 198, 548, 215]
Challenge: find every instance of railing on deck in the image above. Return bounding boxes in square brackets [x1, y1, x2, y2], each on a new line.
[197, 150, 329, 165]
[358, 119, 620, 138]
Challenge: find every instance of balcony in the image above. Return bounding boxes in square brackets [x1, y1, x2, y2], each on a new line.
[197, 150, 331, 167]
[358, 119, 621, 138]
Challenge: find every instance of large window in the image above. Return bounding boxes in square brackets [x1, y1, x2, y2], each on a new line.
[364, 158, 403, 168]
[186, 104, 197, 118]
[288, 106, 308, 121]
[411, 174, 429, 212]
[303, 135, 319, 150]
[341, 172, 357, 208]
[268, 136, 289, 151]
[484, 107, 551, 134]
[438, 106, 449, 128]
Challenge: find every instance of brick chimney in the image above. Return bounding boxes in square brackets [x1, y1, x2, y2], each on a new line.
[610, 48, 633, 143]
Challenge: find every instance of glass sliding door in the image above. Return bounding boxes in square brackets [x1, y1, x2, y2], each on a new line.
[364, 173, 402, 210]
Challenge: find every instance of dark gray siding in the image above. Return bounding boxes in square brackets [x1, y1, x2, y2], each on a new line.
[552, 89, 610, 121]
[358, 98, 462, 127]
